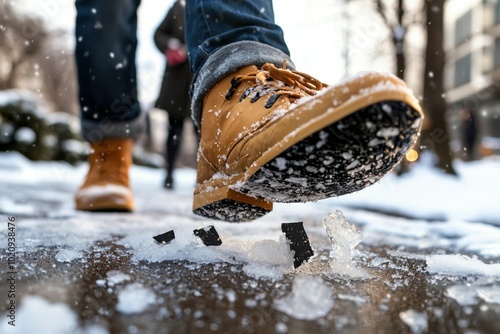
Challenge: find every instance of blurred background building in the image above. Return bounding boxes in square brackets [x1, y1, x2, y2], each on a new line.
[444, 0, 500, 159]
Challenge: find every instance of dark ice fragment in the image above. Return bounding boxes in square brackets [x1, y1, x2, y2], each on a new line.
[281, 222, 314, 268]
[153, 230, 175, 245]
[193, 225, 222, 246]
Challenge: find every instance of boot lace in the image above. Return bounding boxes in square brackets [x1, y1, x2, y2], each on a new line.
[225, 60, 328, 108]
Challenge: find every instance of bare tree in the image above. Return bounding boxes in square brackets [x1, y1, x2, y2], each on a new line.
[0, 2, 78, 114]
[0, 2, 49, 89]
[420, 0, 456, 175]
[34, 47, 79, 115]
[374, 0, 424, 175]
[375, 0, 409, 80]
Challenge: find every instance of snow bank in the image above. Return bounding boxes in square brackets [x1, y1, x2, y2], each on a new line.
[0, 89, 47, 116]
[330, 156, 500, 225]
[344, 209, 500, 257]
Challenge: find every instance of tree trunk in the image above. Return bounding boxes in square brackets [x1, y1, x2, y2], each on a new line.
[391, 0, 410, 174]
[394, 0, 406, 80]
[420, 0, 457, 175]
[394, 46, 406, 80]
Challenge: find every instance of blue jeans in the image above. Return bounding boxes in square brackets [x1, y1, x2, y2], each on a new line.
[75, 0, 293, 141]
[185, 0, 289, 76]
[185, 0, 294, 128]
[75, 0, 142, 142]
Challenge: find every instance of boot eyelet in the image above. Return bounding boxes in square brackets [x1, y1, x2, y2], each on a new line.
[225, 77, 242, 100]
[250, 90, 265, 103]
[240, 87, 253, 102]
[265, 94, 280, 108]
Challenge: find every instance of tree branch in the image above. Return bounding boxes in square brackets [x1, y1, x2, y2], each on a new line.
[376, 0, 390, 26]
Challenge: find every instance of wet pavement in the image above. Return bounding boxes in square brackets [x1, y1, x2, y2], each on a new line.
[2, 222, 500, 333]
[1, 172, 500, 334]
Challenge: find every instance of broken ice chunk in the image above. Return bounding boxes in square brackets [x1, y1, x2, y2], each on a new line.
[322, 211, 362, 262]
[55, 248, 83, 263]
[193, 225, 222, 246]
[281, 222, 314, 269]
[274, 276, 334, 320]
[153, 230, 175, 245]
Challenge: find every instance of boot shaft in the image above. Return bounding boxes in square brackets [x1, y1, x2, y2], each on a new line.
[85, 138, 133, 187]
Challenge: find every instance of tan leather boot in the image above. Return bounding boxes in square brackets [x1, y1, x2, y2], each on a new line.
[194, 62, 423, 222]
[75, 138, 134, 212]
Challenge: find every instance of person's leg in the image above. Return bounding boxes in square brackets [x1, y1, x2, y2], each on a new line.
[164, 117, 185, 189]
[185, 0, 293, 128]
[186, 0, 424, 222]
[74, 0, 141, 212]
[75, 0, 142, 142]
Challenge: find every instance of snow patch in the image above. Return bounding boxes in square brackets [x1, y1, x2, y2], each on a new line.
[399, 309, 428, 334]
[75, 184, 132, 203]
[116, 283, 156, 314]
[476, 286, 500, 304]
[445, 285, 478, 306]
[119, 225, 294, 280]
[444, 277, 500, 306]
[105, 270, 131, 287]
[274, 276, 334, 320]
[426, 254, 500, 276]
[0, 295, 107, 334]
[376, 127, 400, 137]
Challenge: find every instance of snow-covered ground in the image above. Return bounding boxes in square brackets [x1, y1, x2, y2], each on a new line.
[1, 151, 499, 253]
[0, 152, 499, 333]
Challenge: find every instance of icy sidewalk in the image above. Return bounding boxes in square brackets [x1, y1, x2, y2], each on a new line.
[0, 152, 500, 333]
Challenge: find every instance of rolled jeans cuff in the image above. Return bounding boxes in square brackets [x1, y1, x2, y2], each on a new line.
[191, 41, 295, 128]
[80, 113, 145, 143]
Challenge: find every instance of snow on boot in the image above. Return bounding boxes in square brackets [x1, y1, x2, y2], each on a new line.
[75, 138, 134, 212]
[193, 62, 423, 222]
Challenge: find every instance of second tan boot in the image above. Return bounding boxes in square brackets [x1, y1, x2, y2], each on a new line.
[75, 138, 134, 212]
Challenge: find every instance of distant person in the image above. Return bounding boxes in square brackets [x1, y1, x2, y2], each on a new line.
[73, 0, 423, 222]
[154, 0, 198, 189]
[460, 108, 477, 161]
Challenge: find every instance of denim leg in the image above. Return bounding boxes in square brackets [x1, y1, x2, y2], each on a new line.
[75, 0, 143, 142]
[185, 0, 289, 74]
[185, 0, 295, 128]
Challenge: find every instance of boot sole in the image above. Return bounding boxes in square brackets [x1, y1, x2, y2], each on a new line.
[239, 100, 420, 202]
[193, 74, 423, 222]
[75, 190, 134, 212]
[75, 200, 134, 212]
